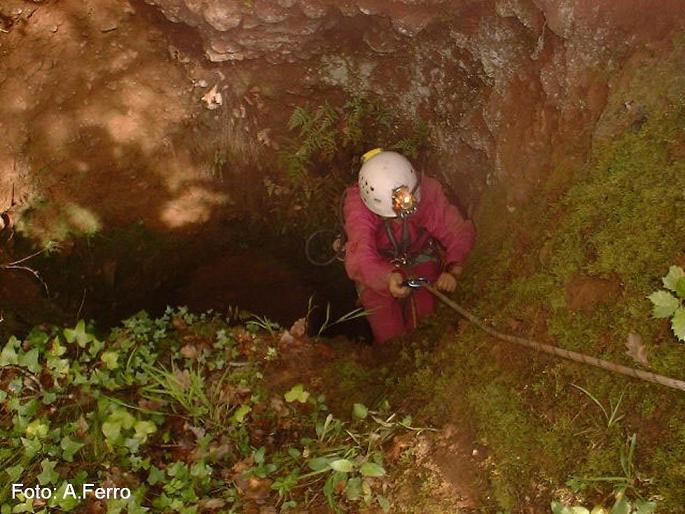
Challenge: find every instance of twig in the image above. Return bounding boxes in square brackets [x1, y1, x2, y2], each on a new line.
[75, 288, 87, 323]
[0, 364, 44, 392]
[0, 264, 49, 294]
[3, 246, 49, 266]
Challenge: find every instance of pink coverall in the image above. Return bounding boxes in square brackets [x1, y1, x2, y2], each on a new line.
[343, 175, 476, 343]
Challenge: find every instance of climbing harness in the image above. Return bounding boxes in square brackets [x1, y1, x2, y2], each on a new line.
[407, 278, 685, 394]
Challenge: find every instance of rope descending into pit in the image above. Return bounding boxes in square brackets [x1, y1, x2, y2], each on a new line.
[424, 284, 685, 394]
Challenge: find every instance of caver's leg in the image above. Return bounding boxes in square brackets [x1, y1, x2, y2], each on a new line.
[358, 287, 406, 344]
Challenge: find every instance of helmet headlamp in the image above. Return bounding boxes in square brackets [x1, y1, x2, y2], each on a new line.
[391, 185, 418, 218]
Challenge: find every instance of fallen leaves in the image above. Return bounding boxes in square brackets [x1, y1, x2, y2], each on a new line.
[625, 333, 649, 366]
[202, 84, 223, 110]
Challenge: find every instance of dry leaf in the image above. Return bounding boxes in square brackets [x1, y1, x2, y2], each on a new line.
[171, 317, 188, 331]
[174, 369, 192, 390]
[180, 344, 198, 359]
[200, 498, 226, 511]
[625, 332, 648, 366]
[202, 84, 223, 110]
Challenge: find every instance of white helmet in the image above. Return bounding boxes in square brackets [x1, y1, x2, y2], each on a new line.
[358, 149, 420, 218]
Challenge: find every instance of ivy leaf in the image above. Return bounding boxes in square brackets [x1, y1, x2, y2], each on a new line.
[148, 465, 165, 485]
[329, 458, 354, 473]
[102, 409, 135, 443]
[231, 404, 251, 424]
[254, 446, 266, 464]
[47, 357, 69, 379]
[352, 403, 368, 420]
[17, 348, 41, 374]
[102, 420, 122, 443]
[284, 384, 310, 403]
[6, 464, 23, 482]
[88, 338, 105, 357]
[26, 419, 49, 439]
[360, 462, 385, 477]
[37, 459, 59, 485]
[21, 437, 42, 459]
[662, 265, 685, 292]
[671, 307, 685, 342]
[63, 320, 91, 348]
[647, 290, 679, 318]
[0, 336, 20, 366]
[134, 420, 157, 442]
[101, 351, 120, 370]
[49, 338, 66, 357]
[27, 328, 49, 349]
[60, 436, 84, 462]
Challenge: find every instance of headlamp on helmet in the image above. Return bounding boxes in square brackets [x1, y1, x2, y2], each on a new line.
[391, 185, 418, 218]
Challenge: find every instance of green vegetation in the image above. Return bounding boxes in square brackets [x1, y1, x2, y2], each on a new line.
[0, 308, 423, 513]
[648, 265, 685, 341]
[381, 103, 685, 511]
[258, 96, 429, 240]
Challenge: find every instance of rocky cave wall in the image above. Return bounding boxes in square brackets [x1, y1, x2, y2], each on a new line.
[145, 0, 685, 209]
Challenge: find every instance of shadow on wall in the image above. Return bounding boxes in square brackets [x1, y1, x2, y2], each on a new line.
[0, 0, 277, 334]
[0, 0, 263, 248]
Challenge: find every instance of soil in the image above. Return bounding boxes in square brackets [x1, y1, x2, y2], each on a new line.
[565, 274, 623, 313]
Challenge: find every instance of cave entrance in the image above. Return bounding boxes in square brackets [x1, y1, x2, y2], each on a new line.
[167, 241, 373, 342]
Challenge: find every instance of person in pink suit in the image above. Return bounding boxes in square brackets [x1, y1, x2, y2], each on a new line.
[343, 149, 476, 344]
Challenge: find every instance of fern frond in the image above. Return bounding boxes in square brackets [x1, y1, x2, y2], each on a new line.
[318, 132, 338, 160]
[288, 106, 313, 131]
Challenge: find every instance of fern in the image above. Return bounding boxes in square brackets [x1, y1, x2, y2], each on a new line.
[391, 118, 429, 158]
[288, 106, 313, 132]
[274, 97, 431, 238]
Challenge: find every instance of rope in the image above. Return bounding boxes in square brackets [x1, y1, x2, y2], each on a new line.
[304, 229, 339, 267]
[424, 284, 685, 394]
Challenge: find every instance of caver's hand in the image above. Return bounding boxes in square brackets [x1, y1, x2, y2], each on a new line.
[388, 272, 411, 298]
[435, 272, 457, 293]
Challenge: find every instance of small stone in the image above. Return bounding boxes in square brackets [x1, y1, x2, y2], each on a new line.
[279, 330, 294, 345]
[290, 318, 306, 337]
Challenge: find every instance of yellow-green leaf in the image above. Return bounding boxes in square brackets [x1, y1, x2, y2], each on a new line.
[284, 384, 310, 403]
[648, 290, 679, 318]
[360, 461, 385, 477]
[231, 404, 251, 424]
[671, 307, 685, 341]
